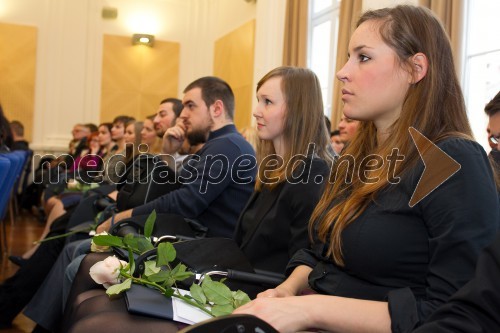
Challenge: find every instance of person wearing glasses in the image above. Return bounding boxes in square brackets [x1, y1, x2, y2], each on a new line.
[485, 91, 500, 169]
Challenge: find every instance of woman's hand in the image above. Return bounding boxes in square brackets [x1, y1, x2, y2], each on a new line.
[233, 296, 312, 333]
[259, 265, 312, 298]
[257, 285, 296, 298]
[235, 294, 392, 333]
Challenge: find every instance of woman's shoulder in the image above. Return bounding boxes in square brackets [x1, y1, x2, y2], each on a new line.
[436, 137, 486, 158]
[284, 156, 330, 189]
[433, 137, 494, 176]
[292, 156, 330, 175]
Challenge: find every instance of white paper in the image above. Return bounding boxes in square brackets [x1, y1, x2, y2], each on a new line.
[172, 289, 213, 325]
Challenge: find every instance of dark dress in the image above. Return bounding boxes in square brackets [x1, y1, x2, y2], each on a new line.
[235, 157, 329, 273]
[288, 138, 500, 333]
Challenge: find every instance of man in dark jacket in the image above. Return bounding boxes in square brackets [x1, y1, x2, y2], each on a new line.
[9, 120, 30, 151]
[414, 233, 500, 333]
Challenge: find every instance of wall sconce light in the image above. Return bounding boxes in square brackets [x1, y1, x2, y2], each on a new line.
[132, 34, 155, 47]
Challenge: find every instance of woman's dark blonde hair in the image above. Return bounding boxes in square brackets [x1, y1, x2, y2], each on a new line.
[310, 5, 473, 265]
[255, 66, 333, 191]
[124, 120, 143, 164]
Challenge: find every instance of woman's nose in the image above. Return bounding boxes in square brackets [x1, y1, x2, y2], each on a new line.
[336, 62, 350, 82]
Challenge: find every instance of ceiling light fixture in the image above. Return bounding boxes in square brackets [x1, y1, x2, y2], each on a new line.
[132, 34, 155, 47]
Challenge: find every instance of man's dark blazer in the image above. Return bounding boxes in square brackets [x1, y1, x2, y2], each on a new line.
[414, 232, 500, 332]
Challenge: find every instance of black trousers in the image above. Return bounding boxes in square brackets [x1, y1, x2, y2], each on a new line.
[0, 235, 66, 325]
[0, 209, 73, 326]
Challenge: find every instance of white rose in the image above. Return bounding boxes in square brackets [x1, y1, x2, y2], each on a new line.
[89, 256, 127, 286]
[67, 179, 80, 190]
[91, 231, 111, 253]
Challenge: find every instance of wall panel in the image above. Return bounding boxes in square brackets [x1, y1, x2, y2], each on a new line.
[214, 20, 255, 130]
[100, 34, 180, 122]
[0, 22, 37, 141]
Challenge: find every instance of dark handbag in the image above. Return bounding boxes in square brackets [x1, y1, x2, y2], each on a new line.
[123, 238, 285, 321]
[125, 284, 174, 320]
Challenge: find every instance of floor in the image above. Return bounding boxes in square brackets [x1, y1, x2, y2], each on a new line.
[1, 210, 43, 333]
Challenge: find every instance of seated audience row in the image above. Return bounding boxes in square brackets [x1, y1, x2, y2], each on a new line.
[0, 5, 498, 333]
[60, 66, 333, 333]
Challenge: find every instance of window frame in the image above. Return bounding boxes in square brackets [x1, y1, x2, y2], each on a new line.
[307, 0, 341, 118]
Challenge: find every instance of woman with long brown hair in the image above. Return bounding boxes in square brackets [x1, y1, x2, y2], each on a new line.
[53, 67, 333, 333]
[235, 5, 499, 332]
[235, 66, 333, 273]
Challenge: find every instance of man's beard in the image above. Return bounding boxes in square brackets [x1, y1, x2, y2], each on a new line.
[156, 129, 165, 138]
[155, 119, 176, 138]
[187, 127, 208, 146]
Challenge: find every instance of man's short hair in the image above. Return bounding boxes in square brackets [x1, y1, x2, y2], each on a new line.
[324, 116, 331, 133]
[183, 77, 235, 119]
[10, 120, 24, 136]
[485, 91, 500, 117]
[84, 123, 98, 133]
[160, 98, 183, 118]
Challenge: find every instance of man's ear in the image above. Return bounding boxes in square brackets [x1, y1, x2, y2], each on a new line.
[211, 100, 224, 118]
[410, 52, 428, 84]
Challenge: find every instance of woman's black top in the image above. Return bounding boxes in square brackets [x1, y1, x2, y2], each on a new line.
[288, 138, 500, 332]
[235, 157, 330, 274]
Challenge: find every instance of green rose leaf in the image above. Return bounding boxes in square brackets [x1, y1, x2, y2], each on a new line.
[202, 276, 232, 305]
[163, 288, 174, 297]
[161, 277, 176, 288]
[190, 284, 206, 304]
[92, 234, 124, 248]
[232, 290, 251, 308]
[211, 304, 235, 317]
[123, 235, 154, 254]
[144, 260, 161, 277]
[147, 270, 172, 283]
[146, 270, 176, 287]
[157, 242, 176, 266]
[106, 278, 132, 296]
[170, 263, 193, 281]
[144, 210, 156, 238]
[127, 247, 135, 274]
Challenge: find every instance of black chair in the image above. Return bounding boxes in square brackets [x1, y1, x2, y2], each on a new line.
[14, 149, 33, 213]
[0, 151, 27, 253]
[178, 314, 278, 333]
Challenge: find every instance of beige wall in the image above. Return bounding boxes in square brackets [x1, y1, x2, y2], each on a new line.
[214, 20, 256, 130]
[0, 22, 37, 142]
[100, 34, 180, 122]
[0, 0, 287, 150]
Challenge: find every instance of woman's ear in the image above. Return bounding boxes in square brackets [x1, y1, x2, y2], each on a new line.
[410, 52, 428, 84]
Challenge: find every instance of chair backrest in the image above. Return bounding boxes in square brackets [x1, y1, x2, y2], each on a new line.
[16, 149, 34, 195]
[178, 314, 279, 333]
[9, 151, 27, 189]
[0, 151, 25, 219]
[0, 156, 11, 189]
